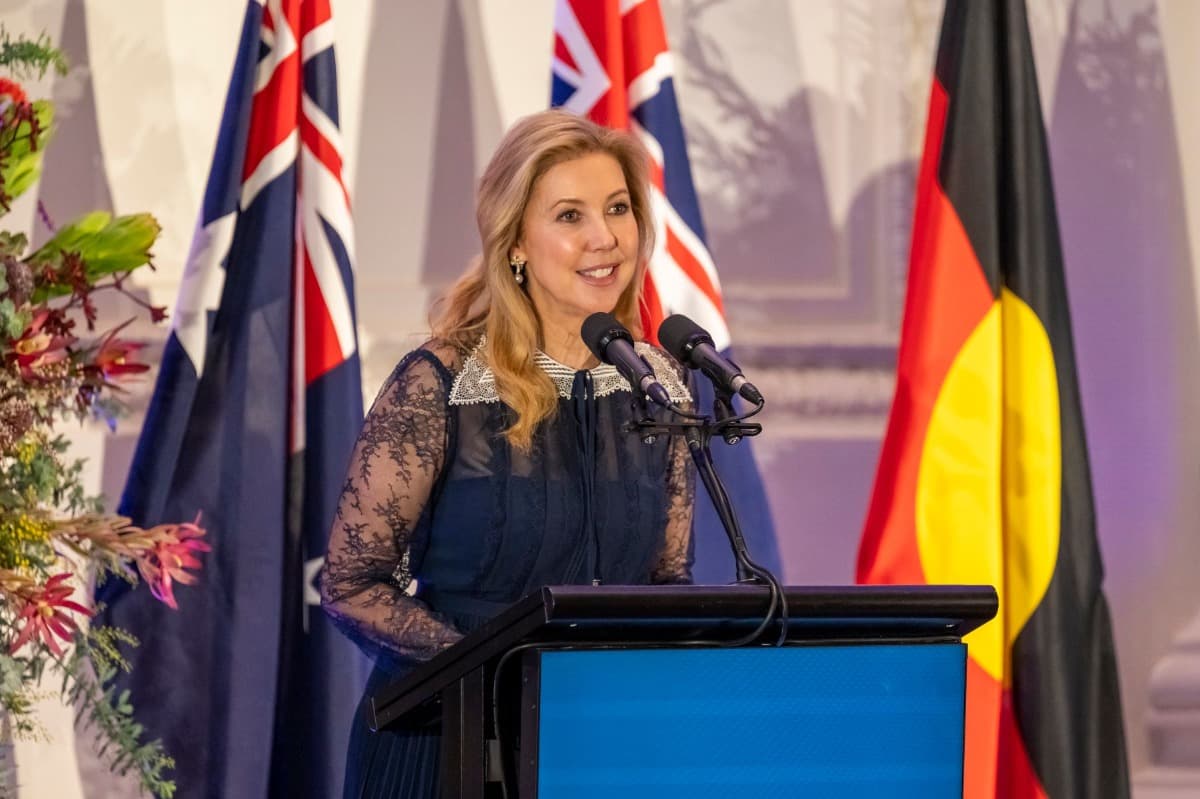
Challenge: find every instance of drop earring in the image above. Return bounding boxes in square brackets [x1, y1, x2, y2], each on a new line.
[510, 258, 526, 285]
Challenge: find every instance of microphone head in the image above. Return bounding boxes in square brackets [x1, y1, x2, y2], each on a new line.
[581, 312, 632, 364]
[658, 314, 713, 365]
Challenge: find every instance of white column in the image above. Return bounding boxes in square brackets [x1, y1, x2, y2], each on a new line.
[1136, 609, 1200, 797]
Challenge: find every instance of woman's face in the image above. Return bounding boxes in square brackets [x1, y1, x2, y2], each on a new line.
[512, 152, 640, 339]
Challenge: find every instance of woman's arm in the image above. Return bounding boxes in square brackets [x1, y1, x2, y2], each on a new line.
[650, 355, 697, 585]
[651, 427, 696, 584]
[319, 350, 464, 661]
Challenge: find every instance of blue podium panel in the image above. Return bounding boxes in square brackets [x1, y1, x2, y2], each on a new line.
[532, 644, 965, 798]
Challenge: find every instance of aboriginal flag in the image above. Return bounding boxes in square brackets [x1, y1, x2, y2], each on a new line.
[856, 1, 1130, 796]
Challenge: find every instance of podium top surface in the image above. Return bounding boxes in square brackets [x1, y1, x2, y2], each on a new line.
[370, 583, 997, 731]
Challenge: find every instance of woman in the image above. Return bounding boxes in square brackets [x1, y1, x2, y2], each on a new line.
[320, 109, 696, 798]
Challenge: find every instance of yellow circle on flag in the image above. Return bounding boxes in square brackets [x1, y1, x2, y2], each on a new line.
[915, 288, 1062, 685]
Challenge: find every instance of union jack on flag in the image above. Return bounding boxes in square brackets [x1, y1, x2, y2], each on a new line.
[551, 0, 781, 584]
[552, 0, 727, 348]
[98, 1, 367, 797]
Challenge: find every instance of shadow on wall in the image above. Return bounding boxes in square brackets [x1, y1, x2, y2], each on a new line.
[419, 0, 485, 292]
[667, 1, 932, 584]
[1048, 0, 1200, 775]
[34, 0, 114, 243]
[675, 1, 838, 289]
[744, 150, 915, 588]
[353, 1, 499, 364]
[673, 0, 920, 346]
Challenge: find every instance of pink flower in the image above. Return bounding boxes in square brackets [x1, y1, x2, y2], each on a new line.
[136, 517, 211, 609]
[9, 573, 92, 657]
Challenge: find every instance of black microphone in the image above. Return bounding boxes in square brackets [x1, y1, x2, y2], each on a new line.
[658, 314, 763, 404]
[581, 312, 672, 408]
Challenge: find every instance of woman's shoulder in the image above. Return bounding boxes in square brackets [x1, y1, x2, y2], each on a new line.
[412, 337, 472, 375]
[377, 338, 472, 398]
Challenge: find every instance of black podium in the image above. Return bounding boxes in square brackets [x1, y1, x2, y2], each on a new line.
[370, 584, 997, 798]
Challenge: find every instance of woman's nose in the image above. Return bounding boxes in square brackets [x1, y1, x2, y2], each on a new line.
[587, 217, 619, 250]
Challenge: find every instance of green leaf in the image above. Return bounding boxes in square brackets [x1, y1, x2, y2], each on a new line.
[28, 210, 111, 264]
[0, 231, 28, 258]
[0, 655, 24, 695]
[0, 99, 55, 210]
[0, 297, 29, 338]
[0, 28, 68, 78]
[29, 211, 161, 299]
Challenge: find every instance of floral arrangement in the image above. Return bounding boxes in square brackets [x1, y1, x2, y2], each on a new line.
[0, 30, 206, 798]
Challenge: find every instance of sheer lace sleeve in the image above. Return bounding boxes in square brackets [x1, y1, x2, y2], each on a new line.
[651, 357, 696, 584]
[320, 347, 465, 662]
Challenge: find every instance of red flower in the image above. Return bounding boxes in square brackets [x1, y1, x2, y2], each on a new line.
[91, 320, 150, 381]
[0, 78, 28, 106]
[9, 573, 92, 657]
[8, 309, 74, 379]
[136, 517, 211, 610]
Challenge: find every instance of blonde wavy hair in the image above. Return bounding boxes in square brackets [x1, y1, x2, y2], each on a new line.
[431, 109, 656, 450]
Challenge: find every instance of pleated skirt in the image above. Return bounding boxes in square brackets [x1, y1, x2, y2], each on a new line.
[342, 663, 442, 799]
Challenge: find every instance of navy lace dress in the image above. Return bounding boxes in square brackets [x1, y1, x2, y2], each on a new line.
[320, 339, 696, 799]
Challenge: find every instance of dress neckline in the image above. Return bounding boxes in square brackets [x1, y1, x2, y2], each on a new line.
[532, 349, 619, 379]
[446, 336, 692, 406]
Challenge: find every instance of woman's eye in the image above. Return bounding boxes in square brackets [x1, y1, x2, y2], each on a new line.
[557, 209, 580, 222]
[609, 202, 630, 215]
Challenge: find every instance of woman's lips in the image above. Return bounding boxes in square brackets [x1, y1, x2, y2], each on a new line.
[577, 263, 619, 286]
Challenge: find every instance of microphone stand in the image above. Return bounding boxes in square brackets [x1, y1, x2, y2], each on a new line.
[684, 422, 757, 583]
[712, 384, 744, 446]
[628, 398, 787, 643]
[624, 397, 763, 581]
[628, 392, 660, 446]
[624, 395, 790, 645]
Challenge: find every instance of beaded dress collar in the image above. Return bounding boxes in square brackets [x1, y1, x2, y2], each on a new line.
[448, 337, 691, 406]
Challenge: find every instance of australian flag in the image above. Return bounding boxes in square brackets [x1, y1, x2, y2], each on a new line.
[551, 0, 781, 583]
[95, 1, 368, 796]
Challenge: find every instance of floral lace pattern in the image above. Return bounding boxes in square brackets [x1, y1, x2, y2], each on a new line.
[320, 346, 465, 662]
[652, 416, 695, 584]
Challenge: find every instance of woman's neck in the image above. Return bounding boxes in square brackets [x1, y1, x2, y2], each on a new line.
[540, 321, 600, 370]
